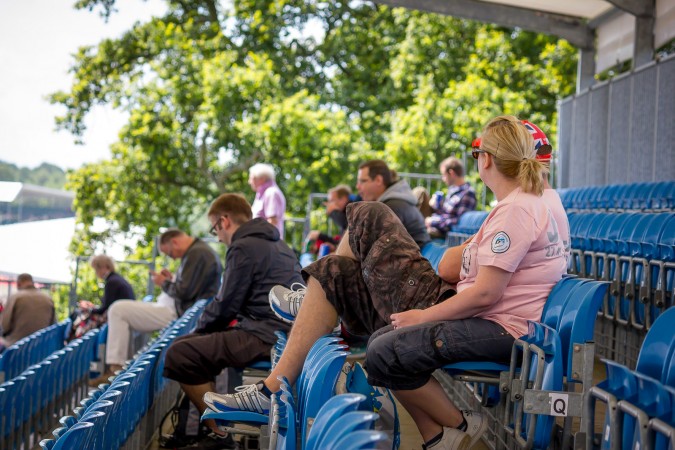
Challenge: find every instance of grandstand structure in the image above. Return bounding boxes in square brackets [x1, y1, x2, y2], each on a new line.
[4, 179, 669, 450]
[0, 182, 74, 225]
[0, 1, 673, 450]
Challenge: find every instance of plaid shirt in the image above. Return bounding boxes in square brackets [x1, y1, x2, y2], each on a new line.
[429, 182, 477, 233]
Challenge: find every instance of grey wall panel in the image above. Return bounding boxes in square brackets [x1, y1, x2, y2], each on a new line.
[570, 93, 590, 187]
[558, 99, 574, 187]
[629, 66, 658, 183]
[588, 84, 610, 186]
[655, 58, 675, 181]
[607, 75, 633, 185]
[558, 57, 675, 187]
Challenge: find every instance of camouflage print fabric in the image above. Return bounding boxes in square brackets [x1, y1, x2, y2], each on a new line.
[302, 201, 455, 336]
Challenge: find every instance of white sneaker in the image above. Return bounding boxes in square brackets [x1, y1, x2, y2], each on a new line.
[269, 283, 306, 323]
[203, 384, 271, 414]
[462, 410, 487, 447]
[425, 427, 471, 450]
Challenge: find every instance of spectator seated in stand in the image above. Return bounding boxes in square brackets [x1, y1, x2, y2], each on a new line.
[71, 255, 135, 339]
[426, 157, 476, 239]
[0, 273, 55, 352]
[306, 184, 360, 256]
[162, 193, 302, 449]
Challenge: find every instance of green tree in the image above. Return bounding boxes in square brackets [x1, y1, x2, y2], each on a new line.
[0, 161, 67, 189]
[53, 0, 576, 254]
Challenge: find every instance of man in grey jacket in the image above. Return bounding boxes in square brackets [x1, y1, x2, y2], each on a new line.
[356, 159, 430, 248]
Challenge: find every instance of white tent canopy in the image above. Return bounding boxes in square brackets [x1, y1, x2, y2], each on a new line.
[0, 217, 76, 284]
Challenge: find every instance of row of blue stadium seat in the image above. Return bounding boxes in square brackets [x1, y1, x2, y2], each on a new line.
[203, 333, 390, 450]
[1, 327, 98, 450]
[559, 181, 674, 212]
[568, 211, 675, 331]
[586, 307, 675, 450]
[39, 298, 210, 450]
[0, 319, 71, 383]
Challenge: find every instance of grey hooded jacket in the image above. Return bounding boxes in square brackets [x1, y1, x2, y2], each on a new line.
[378, 180, 431, 248]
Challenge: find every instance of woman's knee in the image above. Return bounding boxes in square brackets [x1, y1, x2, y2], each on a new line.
[365, 328, 397, 378]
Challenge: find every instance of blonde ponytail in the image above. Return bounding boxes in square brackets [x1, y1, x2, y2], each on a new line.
[517, 158, 545, 196]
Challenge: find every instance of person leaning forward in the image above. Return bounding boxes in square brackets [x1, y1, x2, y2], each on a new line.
[162, 193, 302, 448]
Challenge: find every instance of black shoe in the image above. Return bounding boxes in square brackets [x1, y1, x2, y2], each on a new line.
[176, 433, 236, 450]
[158, 432, 198, 448]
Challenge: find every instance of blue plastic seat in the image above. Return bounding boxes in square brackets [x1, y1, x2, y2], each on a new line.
[51, 421, 95, 450]
[314, 411, 380, 450]
[635, 307, 675, 383]
[420, 242, 449, 272]
[556, 280, 609, 378]
[304, 393, 367, 450]
[275, 389, 297, 450]
[331, 429, 389, 450]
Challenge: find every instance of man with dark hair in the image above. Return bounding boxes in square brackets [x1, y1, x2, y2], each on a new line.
[426, 157, 476, 237]
[90, 228, 221, 386]
[1, 273, 55, 350]
[357, 159, 430, 248]
[153, 228, 222, 316]
[163, 193, 302, 449]
[306, 184, 359, 251]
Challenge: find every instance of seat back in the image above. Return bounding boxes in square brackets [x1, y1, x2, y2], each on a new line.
[420, 242, 449, 272]
[557, 281, 609, 378]
[541, 277, 589, 329]
[305, 393, 366, 450]
[636, 307, 675, 382]
[51, 421, 95, 450]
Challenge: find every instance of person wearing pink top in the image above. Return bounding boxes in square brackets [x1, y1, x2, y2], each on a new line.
[249, 163, 286, 237]
[204, 116, 566, 450]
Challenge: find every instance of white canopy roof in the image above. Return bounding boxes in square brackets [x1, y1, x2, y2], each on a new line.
[0, 217, 76, 283]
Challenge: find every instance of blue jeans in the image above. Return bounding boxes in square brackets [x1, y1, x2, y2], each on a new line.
[365, 318, 514, 390]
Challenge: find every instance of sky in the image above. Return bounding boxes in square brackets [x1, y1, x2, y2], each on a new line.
[0, 0, 166, 170]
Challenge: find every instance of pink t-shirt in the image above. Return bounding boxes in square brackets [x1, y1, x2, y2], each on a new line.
[251, 180, 286, 236]
[543, 189, 570, 265]
[457, 187, 567, 338]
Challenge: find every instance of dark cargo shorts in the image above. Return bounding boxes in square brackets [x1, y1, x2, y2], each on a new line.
[302, 201, 455, 336]
[366, 319, 515, 390]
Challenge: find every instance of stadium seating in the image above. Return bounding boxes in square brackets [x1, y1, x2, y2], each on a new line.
[30, 299, 209, 450]
[0, 319, 71, 382]
[585, 307, 675, 450]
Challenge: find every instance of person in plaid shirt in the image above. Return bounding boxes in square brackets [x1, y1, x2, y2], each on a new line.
[426, 157, 477, 237]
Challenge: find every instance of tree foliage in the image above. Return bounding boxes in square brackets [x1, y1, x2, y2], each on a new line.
[0, 161, 67, 189]
[53, 0, 577, 253]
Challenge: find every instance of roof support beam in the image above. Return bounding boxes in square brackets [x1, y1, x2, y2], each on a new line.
[605, 0, 654, 17]
[375, 0, 595, 49]
[577, 48, 596, 92]
[634, 15, 655, 67]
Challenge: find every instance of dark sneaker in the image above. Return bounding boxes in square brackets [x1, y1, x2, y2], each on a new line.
[176, 432, 235, 450]
[268, 283, 306, 323]
[203, 384, 271, 415]
[158, 432, 197, 448]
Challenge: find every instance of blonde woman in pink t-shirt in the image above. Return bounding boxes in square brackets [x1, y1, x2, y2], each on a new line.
[367, 115, 567, 449]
